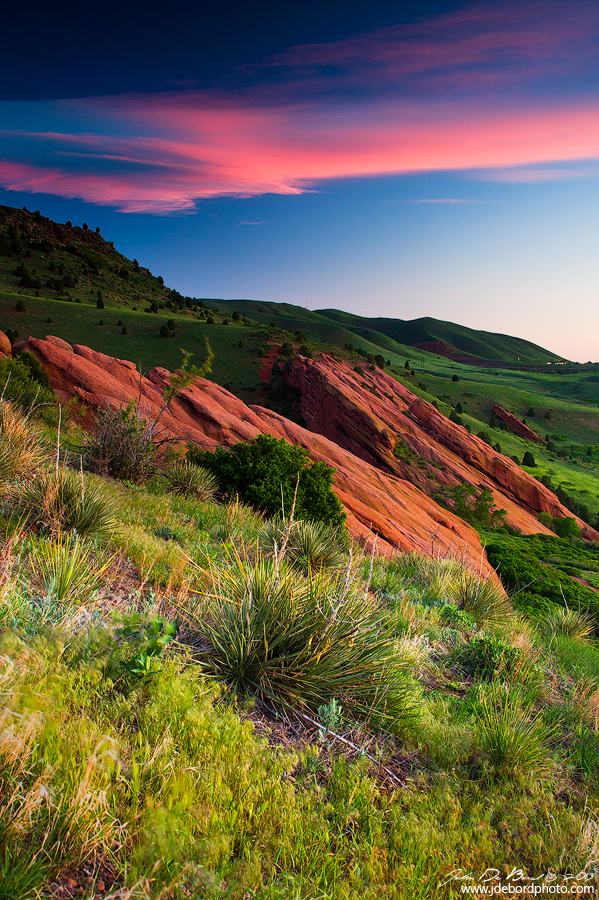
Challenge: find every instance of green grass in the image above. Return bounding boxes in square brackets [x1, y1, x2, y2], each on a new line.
[1, 459, 599, 896]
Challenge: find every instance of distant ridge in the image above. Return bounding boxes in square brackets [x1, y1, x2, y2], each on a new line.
[316, 310, 564, 365]
[0, 202, 563, 367]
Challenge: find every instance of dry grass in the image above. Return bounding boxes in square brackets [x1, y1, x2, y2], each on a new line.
[0, 398, 50, 487]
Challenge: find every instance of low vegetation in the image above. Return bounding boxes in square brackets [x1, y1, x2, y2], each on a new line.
[0, 395, 598, 898]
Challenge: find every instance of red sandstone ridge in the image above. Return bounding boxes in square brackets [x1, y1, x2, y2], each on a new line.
[285, 354, 597, 542]
[9, 334, 497, 575]
[492, 404, 545, 444]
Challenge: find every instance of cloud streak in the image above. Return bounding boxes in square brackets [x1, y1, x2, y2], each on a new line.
[262, 0, 599, 94]
[0, 1, 598, 212]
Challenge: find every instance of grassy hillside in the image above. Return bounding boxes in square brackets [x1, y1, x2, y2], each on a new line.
[1, 396, 599, 898]
[3, 202, 599, 531]
[317, 308, 564, 363]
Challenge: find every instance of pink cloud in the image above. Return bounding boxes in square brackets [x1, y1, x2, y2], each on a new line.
[1, 1, 599, 213]
[1, 95, 599, 212]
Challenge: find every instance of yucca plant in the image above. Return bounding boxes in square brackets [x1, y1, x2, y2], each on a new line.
[446, 569, 512, 626]
[18, 468, 117, 538]
[539, 605, 594, 643]
[0, 400, 49, 487]
[30, 533, 110, 605]
[162, 461, 218, 501]
[475, 684, 554, 777]
[258, 517, 347, 573]
[185, 556, 415, 730]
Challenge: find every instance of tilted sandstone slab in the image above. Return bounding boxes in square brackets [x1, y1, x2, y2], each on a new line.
[285, 354, 597, 542]
[12, 335, 494, 572]
[492, 404, 545, 443]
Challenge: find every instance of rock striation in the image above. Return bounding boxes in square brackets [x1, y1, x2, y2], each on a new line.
[285, 354, 597, 540]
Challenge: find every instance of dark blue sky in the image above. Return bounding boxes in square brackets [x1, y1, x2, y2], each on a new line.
[1, 0, 598, 359]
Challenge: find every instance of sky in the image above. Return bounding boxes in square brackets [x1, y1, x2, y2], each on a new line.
[1, 0, 598, 360]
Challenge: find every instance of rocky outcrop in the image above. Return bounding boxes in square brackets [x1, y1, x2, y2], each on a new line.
[11, 335, 500, 573]
[0, 330, 11, 358]
[492, 404, 545, 443]
[286, 354, 597, 541]
[9, 336, 597, 572]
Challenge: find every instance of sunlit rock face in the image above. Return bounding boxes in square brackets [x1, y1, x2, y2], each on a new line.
[12, 336, 597, 574]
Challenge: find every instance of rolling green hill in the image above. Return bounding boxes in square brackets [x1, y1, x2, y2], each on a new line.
[315, 309, 563, 364]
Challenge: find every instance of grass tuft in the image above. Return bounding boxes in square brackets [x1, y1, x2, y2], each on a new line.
[539, 604, 594, 643]
[258, 517, 348, 574]
[162, 461, 218, 501]
[17, 468, 117, 538]
[475, 684, 554, 777]
[0, 399, 49, 487]
[184, 554, 416, 730]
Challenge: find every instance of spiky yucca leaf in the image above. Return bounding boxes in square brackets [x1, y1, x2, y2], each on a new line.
[163, 462, 218, 501]
[388, 551, 464, 601]
[258, 518, 347, 573]
[18, 469, 117, 538]
[476, 685, 554, 777]
[446, 570, 512, 626]
[30, 533, 109, 604]
[0, 400, 49, 487]
[185, 557, 415, 730]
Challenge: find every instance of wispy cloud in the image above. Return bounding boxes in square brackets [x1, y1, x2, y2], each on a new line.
[476, 162, 599, 182]
[0, 1, 597, 212]
[238, 220, 267, 225]
[262, 0, 599, 94]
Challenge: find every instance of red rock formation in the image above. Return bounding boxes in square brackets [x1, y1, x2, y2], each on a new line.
[12, 336, 597, 573]
[0, 330, 11, 358]
[285, 354, 597, 541]
[12, 335, 498, 573]
[492, 404, 545, 444]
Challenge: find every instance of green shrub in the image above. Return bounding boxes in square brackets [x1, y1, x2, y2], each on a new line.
[453, 634, 521, 679]
[439, 603, 476, 631]
[82, 403, 158, 482]
[0, 355, 56, 414]
[444, 484, 507, 530]
[553, 516, 581, 539]
[522, 451, 536, 467]
[190, 434, 346, 526]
